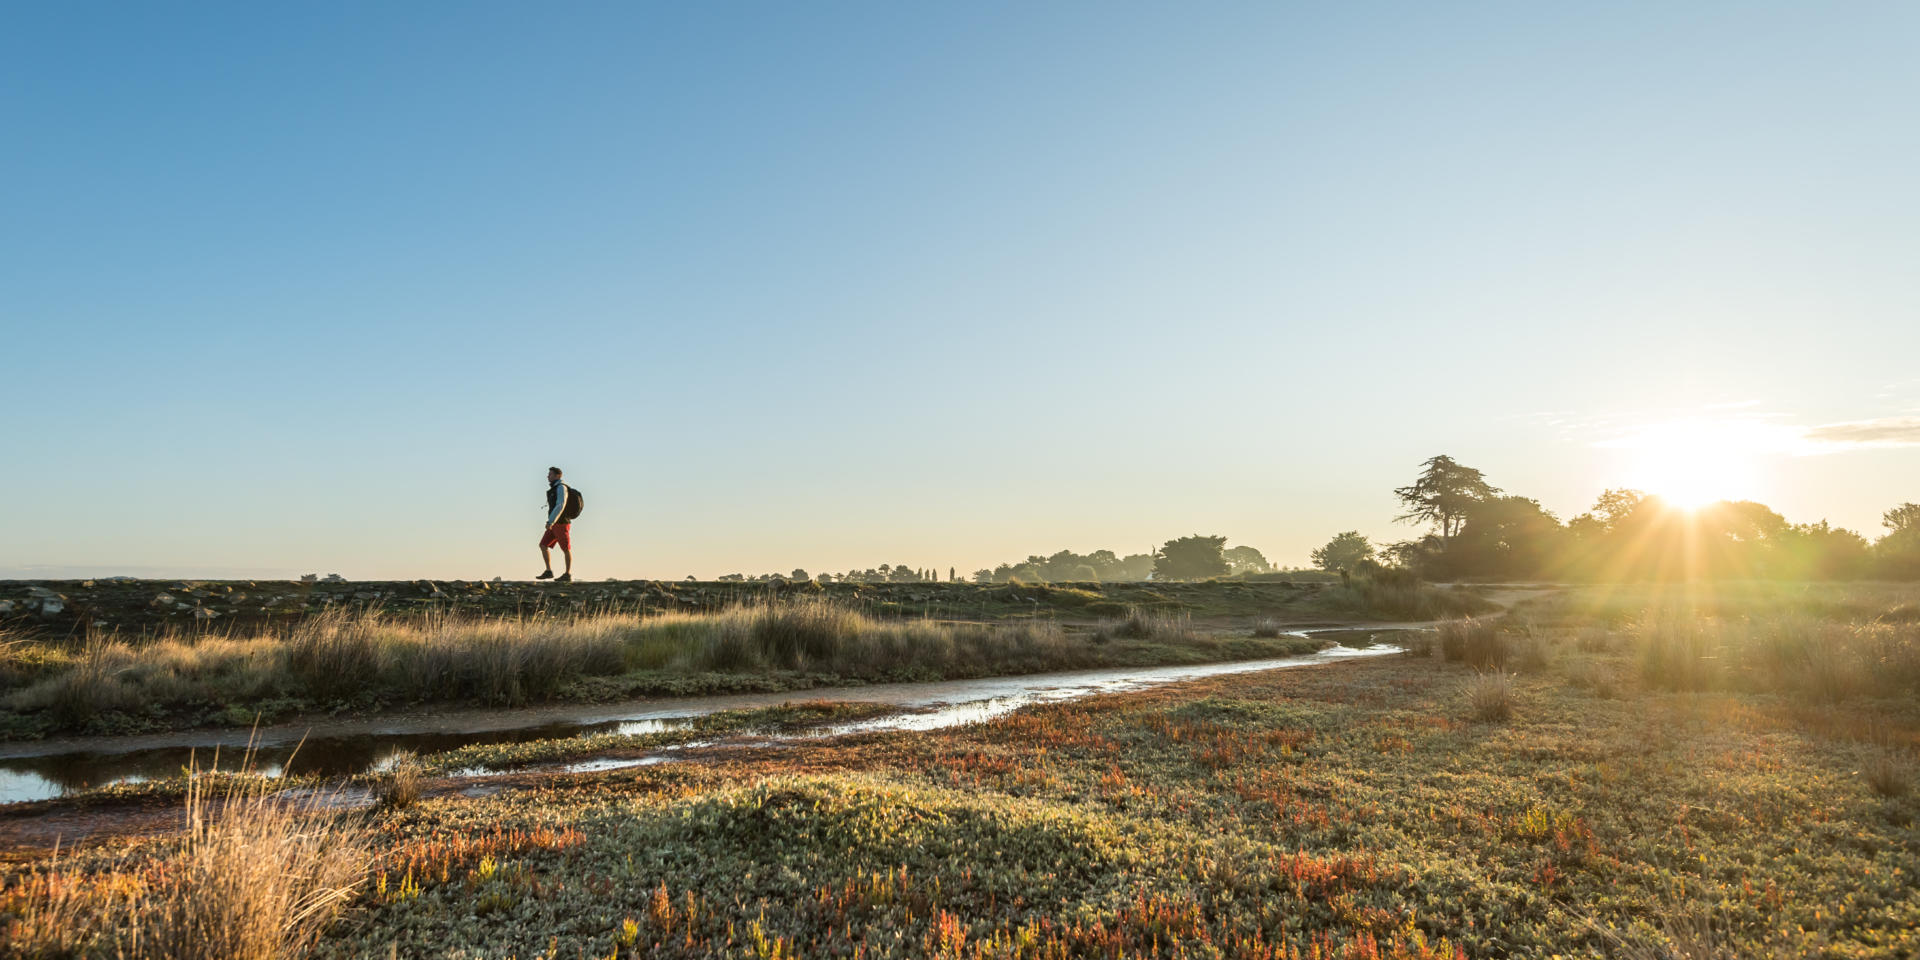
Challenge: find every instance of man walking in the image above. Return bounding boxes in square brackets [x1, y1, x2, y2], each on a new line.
[538, 466, 576, 581]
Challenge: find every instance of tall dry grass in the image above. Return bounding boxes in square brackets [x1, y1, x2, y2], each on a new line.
[1437, 618, 1507, 669]
[3, 600, 1097, 727]
[1465, 670, 1513, 721]
[1632, 614, 1920, 701]
[2, 766, 370, 959]
[633, 597, 1080, 676]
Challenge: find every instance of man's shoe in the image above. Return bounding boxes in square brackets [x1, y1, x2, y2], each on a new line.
[536, 570, 554, 580]
[556, 573, 572, 582]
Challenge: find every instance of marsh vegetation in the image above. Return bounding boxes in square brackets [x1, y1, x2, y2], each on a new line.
[1, 581, 1465, 738]
[4, 582, 1915, 957]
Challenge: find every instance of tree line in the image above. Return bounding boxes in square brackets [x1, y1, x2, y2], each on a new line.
[1329, 454, 1920, 581]
[708, 538, 1290, 585]
[712, 456, 1917, 583]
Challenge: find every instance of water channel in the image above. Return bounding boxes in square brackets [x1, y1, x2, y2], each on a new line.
[0, 627, 1419, 804]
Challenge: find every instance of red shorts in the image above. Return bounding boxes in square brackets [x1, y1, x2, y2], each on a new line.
[540, 524, 572, 550]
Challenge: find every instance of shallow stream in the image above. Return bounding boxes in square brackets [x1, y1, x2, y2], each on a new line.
[0, 627, 1415, 804]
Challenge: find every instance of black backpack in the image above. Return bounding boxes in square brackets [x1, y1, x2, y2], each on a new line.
[562, 486, 585, 521]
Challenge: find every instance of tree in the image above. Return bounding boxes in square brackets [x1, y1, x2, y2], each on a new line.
[790, 568, 809, 581]
[1886, 503, 1920, 534]
[1310, 531, 1375, 572]
[1448, 496, 1566, 579]
[1154, 535, 1230, 581]
[1394, 456, 1500, 542]
[1879, 503, 1920, 579]
[1776, 521, 1871, 580]
[1223, 546, 1273, 575]
[1569, 488, 1648, 539]
[972, 569, 993, 584]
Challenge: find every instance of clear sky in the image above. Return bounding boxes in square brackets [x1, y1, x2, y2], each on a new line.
[5, 2, 1918, 580]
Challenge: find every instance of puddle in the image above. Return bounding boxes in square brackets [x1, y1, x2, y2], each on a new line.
[0, 627, 1419, 804]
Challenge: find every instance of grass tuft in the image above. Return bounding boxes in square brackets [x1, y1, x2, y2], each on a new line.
[1864, 748, 1911, 798]
[6, 763, 370, 959]
[1466, 670, 1513, 721]
[375, 750, 425, 809]
[1438, 618, 1506, 669]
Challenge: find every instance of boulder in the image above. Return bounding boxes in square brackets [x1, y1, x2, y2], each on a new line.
[151, 593, 176, 607]
[37, 597, 65, 617]
[193, 607, 219, 620]
[0, 600, 13, 615]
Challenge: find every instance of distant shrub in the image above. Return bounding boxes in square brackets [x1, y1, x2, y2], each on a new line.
[1439, 619, 1506, 669]
[1865, 750, 1910, 798]
[1251, 619, 1282, 639]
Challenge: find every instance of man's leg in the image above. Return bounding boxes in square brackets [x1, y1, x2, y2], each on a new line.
[538, 527, 558, 578]
[561, 545, 572, 575]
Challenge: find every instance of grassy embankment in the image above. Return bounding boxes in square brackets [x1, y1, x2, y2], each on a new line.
[0, 579, 1483, 739]
[5, 582, 1917, 957]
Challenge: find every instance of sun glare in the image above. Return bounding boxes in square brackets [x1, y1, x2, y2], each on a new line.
[1608, 418, 1769, 510]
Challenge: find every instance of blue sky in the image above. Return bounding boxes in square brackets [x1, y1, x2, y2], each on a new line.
[5, 2, 1918, 579]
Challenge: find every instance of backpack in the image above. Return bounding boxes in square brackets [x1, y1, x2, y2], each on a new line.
[562, 486, 585, 521]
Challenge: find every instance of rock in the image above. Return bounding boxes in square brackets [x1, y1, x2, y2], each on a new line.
[193, 607, 218, 620]
[27, 586, 57, 598]
[37, 598, 64, 617]
[0, 600, 13, 615]
[151, 593, 176, 607]
[79, 580, 96, 588]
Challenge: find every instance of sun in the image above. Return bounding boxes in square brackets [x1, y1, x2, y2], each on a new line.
[1633, 451, 1742, 509]
[1609, 418, 1765, 509]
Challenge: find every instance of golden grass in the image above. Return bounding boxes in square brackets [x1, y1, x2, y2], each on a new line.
[3, 765, 371, 959]
[3, 600, 1092, 729]
[374, 750, 425, 809]
[1466, 670, 1513, 721]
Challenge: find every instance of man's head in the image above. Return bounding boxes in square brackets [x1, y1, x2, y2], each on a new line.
[548, 466, 563, 483]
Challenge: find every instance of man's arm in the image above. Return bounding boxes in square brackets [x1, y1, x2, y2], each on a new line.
[548, 483, 568, 526]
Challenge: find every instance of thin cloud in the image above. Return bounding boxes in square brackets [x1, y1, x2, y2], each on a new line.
[1803, 416, 1920, 449]
[1589, 414, 1920, 457]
